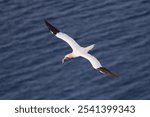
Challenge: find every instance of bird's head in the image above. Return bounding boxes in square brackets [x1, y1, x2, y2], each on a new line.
[62, 53, 74, 64]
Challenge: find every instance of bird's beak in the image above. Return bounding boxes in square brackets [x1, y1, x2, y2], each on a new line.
[62, 57, 70, 64]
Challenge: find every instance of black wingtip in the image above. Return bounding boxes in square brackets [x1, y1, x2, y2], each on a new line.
[44, 19, 60, 35]
[98, 67, 118, 77]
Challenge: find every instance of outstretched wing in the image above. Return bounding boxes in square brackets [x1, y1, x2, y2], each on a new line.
[81, 53, 102, 69]
[44, 20, 80, 50]
[82, 53, 117, 77]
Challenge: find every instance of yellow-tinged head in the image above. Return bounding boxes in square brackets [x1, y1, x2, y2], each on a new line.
[67, 53, 74, 59]
[62, 53, 74, 64]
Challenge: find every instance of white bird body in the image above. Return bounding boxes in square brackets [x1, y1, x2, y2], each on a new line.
[44, 20, 117, 77]
[56, 32, 102, 69]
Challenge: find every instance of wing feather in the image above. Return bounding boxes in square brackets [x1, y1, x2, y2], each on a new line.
[44, 20, 80, 50]
[98, 67, 118, 77]
[81, 53, 102, 69]
[56, 32, 80, 50]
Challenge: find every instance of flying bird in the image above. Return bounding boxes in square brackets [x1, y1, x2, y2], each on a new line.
[44, 20, 117, 77]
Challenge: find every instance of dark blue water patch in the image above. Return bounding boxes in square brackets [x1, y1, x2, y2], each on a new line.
[0, 0, 150, 99]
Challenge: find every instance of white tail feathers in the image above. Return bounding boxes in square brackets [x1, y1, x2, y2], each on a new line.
[84, 44, 95, 52]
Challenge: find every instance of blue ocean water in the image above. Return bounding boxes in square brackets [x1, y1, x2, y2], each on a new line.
[0, 0, 150, 99]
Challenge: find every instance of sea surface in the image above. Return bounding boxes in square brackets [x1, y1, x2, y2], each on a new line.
[0, 0, 150, 99]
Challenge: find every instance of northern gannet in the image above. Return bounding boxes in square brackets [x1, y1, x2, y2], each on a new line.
[44, 20, 117, 77]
